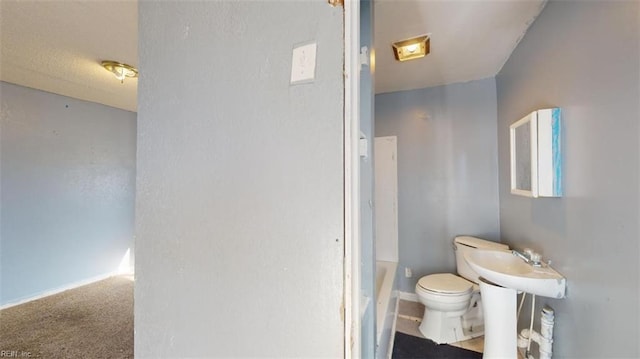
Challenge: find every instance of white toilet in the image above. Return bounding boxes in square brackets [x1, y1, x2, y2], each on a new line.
[415, 236, 509, 344]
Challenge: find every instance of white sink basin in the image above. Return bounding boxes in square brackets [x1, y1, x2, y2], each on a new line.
[465, 249, 566, 299]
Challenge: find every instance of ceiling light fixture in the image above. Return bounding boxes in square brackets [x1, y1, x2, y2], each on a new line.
[392, 35, 430, 62]
[101, 61, 138, 84]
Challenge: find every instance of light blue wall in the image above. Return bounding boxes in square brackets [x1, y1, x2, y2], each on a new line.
[375, 78, 501, 293]
[0, 82, 136, 306]
[496, 1, 639, 356]
[136, 1, 345, 356]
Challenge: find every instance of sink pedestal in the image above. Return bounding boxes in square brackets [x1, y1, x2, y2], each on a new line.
[479, 278, 517, 359]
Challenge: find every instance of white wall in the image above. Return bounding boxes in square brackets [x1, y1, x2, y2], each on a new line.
[496, 1, 639, 356]
[135, 1, 345, 357]
[375, 78, 501, 292]
[0, 82, 136, 306]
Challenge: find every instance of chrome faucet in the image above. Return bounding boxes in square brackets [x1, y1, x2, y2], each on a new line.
[512, 248, 543, 267]
[512, 249, 531, 263]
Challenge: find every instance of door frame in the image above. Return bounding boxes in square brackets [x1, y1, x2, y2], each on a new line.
[344, 1, 361, 358]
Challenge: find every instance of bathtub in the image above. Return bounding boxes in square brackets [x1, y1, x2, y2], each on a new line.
[375, 260, 398, 359]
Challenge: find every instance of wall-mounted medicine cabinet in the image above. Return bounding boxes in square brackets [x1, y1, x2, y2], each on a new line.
[510, 108, 562, 198]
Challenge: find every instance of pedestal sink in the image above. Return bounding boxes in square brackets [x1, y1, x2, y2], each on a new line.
[465, 249, 566, 299]
[464, 249, 566, 359]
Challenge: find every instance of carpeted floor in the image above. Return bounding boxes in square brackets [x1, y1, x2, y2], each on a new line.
[392, 332, 483, 359]
[0, 275, 133, 359]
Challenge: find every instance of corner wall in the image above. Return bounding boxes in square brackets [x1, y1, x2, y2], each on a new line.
[496, 1, 640, 356]
[0, 82, 136, 306]
[375, 78, 501, 292]
[135, 1, 345, 356]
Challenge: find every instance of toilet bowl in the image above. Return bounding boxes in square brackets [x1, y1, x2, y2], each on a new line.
[415, 236, 509, 344]
[416, 273, 482, 344]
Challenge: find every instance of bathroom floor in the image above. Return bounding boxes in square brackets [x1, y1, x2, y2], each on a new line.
[394, 299, 525, 358]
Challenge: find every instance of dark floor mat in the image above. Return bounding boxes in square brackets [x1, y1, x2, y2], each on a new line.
[392, 332, 483, 359]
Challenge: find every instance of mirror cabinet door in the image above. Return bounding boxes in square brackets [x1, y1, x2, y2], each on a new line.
[510, 108, 562, 198]
[510, 112, 537, 197]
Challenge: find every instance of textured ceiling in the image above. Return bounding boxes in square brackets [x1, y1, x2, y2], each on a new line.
[0, 1, 545, 110]
[374, 0, 547, 94]
[0, 0, 137, 112]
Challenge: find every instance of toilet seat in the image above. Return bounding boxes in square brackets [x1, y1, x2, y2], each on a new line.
[417, 273, 473, 296]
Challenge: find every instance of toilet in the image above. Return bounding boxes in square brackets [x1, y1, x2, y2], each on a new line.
[415, 236, 509, 344]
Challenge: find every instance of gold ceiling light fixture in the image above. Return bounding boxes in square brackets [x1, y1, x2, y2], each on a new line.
[392, 35, 430, 62]
[101, 61, 138, 84]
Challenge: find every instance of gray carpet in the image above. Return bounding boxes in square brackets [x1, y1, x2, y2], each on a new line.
[0, 275, 133, 359]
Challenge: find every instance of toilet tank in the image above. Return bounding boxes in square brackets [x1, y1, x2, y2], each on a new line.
[454, 236, 509, 283]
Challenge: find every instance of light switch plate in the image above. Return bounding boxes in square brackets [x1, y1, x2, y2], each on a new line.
[290, 42, 316, 84]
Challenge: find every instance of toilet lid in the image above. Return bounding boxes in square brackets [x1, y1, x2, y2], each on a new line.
[418, 273, 473, 295]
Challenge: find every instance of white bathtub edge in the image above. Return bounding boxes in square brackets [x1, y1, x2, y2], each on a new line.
[386, 293, 400, 359]
[375, 261, 397, 359]
[376, 261, 397, 342]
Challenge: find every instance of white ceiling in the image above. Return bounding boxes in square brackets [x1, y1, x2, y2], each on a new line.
[0, 1, 545, 112]
[374, 0, 547, 94]
[0, 0, 138, 112]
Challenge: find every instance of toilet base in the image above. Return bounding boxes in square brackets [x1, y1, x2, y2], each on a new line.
[418, 306, 485, 344]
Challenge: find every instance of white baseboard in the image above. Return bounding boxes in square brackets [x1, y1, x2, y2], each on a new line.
[398, 291, 419, 302]
[0, 271, 119, 310]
